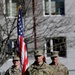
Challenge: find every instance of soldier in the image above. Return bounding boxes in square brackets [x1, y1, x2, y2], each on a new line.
[25, 49, 53, 75]
[4, 55, 22, 75]
[49, 51, 69, 75]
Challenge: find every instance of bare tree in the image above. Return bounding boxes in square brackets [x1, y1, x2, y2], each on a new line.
[0, 0, 75, 66]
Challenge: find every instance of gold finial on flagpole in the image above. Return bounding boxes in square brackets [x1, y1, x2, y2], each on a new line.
[18, 5, 22, 11]
[16, 5, 22, 18]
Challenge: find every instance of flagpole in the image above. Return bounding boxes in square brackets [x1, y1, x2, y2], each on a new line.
[32, 0, 37, 49]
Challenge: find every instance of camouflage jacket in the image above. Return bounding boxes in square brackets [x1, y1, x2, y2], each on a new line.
[49, 63, 69, 75]
[4, 66, 22, 75]
[25, 62, 53, 75]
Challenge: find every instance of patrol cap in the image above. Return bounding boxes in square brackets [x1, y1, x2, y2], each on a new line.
[50, 51, 59, 57]
[34, 49, 44, 56]
[13, 55, 20, 61]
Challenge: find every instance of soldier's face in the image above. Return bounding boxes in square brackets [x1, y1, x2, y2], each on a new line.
[35, 55, 43, 63]
[51, 56, 59, 63]
[13, 60, 20, 67]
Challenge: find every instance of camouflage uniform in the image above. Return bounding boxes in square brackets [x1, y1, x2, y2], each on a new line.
[49, 63, 69, 75]
[4, 56, 21, 75]
[25, 62, 53, 75]
[4, 66, 22, 75]
[49, 51, 69, 75]
[25, 49, 53, 75]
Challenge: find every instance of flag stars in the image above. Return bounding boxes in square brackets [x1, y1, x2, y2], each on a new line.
[19, 14, 20, 17]
[18, 9, 24, 37]
[19, 19, 21, 21]
[20, 25, 21, 28]
[21, 32, 23, 35]
[19, 29, 21, 32]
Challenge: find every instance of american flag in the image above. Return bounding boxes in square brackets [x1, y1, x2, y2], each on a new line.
[17, 6, 28, 75]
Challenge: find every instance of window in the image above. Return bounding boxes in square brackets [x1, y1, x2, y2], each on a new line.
[3, 0, 21, 18]
[7, 39, 17, 54]
[7, 39, 28, 55]
[46, 37, 66, 57]
[44, 0, 65, 15]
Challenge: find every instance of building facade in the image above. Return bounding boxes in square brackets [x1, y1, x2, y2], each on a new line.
[0, 0, 75, 74]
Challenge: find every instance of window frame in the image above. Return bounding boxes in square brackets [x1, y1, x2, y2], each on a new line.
[43, 0, 65, 16]
[3, 0, 20, 18]
[7, 39, 17, 55]
[45, 37, 67, 57]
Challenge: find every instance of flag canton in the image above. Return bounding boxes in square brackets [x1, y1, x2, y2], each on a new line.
[17, 8, 24, 37]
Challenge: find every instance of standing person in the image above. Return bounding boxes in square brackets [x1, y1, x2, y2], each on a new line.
[25, 49, 53, 75]
[49, 51, 69, 75]
[4, 55, 22, 75]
